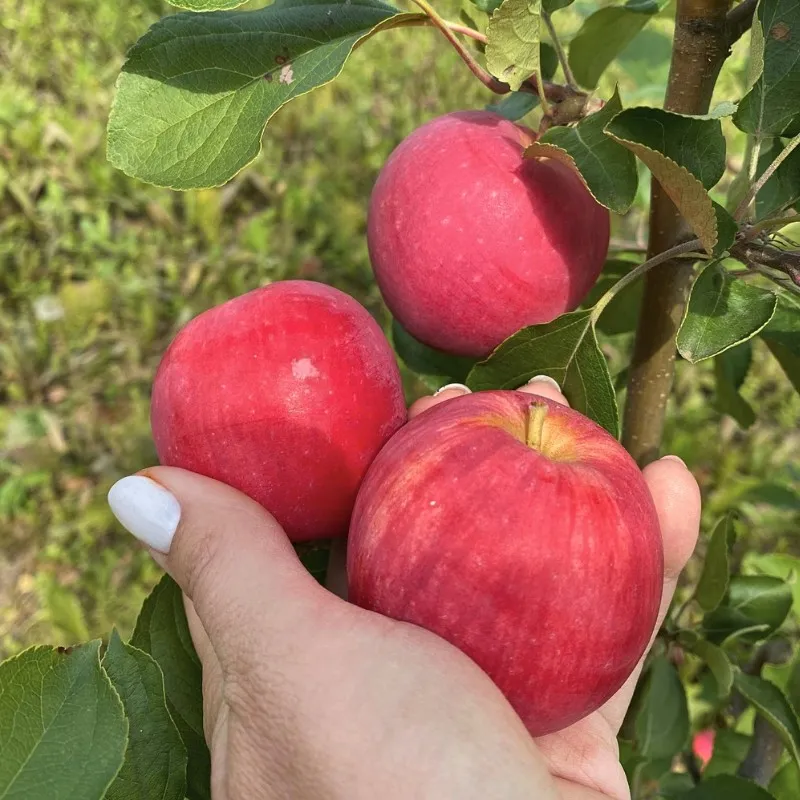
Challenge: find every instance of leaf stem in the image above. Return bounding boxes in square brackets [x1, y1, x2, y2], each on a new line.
[542, 11, 578, 90]
[590, 239, 705, 323]
[735, 130, 800, 221]
[408, 0, 510, 94]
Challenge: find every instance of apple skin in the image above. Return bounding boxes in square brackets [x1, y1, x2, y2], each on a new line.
[367, 111, 611, 358]
[348, 391, 663, 736]
[151, 280, 406, 542]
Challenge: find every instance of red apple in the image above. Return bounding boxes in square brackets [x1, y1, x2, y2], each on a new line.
[348, 391, 663, 736]
[151, 280, 406, 541]
[367, 111, 611, 357]
[692, 729, 715, 768]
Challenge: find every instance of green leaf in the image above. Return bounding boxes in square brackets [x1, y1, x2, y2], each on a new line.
[771, 759, 800, 800]
[680, 774, 777, 799]
[734, 671, 800, 767]
[466, 310, 619, 436]
[696, 512, 736, 612]
[469, 0, 504, 14]
[108, 0, 409, 189]
[755, 138, 800, 218]
[688, 638, 734, 698]
[486, 0, 543, 92]
[734, 0, 800, 136]
[714, 342, 756, 428]
[486, 92, 539, 120]
[103, 630, 188, 800]
[704, 729, 752, 777]
[131, 575, 210, 800]
[704, 575, 793, 644]
[761, 294, 800, 391]
[580, 258, 642, 335]
[543, 0, 573, 12]
[524, 88, 638, 214]
[713, 201, 739, 256]
[658, 771, 696, 797]
[391, 320, 476, 383]
[677, 262, 777, 363]
[787, 653, 800, 714]
[567, 0, 660, 90]
[605, 107, 727, 252]
[0, 643, 127, 800]
[484, 43, 557, 119]
[169, 0, 247, 9]
[634, 655, 689, 760]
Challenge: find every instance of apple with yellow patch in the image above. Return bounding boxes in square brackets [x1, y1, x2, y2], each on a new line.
[348, 390, 663, 735]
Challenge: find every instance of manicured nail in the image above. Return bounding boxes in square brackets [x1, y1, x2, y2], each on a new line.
[108, 476, 181, 554]
[525, 375, 561, 393]
[660, 454, 686, 467]
[434, 383, 471, 396]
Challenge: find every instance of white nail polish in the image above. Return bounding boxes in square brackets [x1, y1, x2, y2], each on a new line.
[525, 375, 561, 393]
[108, 476, 181, 554]
[434, 383, 471, 396]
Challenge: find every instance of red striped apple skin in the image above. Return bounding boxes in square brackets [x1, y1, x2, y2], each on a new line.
[151, 280, 406, 541]
[348, 391, 663, 736]
[367, 111, 611, 358]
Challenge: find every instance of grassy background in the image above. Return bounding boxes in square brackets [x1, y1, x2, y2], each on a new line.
[1, 0, 798, 658]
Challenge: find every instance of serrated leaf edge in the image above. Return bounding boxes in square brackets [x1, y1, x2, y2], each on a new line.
[677, 265, 778, 363]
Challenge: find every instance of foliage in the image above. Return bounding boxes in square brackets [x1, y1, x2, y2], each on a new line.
[1, 0, 800, 796]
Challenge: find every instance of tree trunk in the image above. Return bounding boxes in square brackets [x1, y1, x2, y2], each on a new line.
[622, 0, 733, 465]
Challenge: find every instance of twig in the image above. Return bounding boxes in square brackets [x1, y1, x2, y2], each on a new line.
[543, 11, 578, 90]
[398, 8, 573, 105]
[621, 0, 732, 466]
[735, 130, 800, 220]
[746, 213, 799, 237]
[726, 0, 758, 46]
[408, 0, 511, 94]
[445, 21, 487, 44]
[750, 262, 800, 295]
[591, 239, 705, 322]
[739, 715, 785, 786]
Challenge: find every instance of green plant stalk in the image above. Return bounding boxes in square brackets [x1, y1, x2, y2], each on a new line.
[621, 0, 735, 466]
[407, 0, 510, 94]
[590, 240, 704, 323]
[542, 10, 577, 90]
[735, 130, 800, 220]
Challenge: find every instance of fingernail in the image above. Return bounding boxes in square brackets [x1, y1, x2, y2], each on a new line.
[660, 454, 686, 467]
[108, 476, 181, 554]
[525, 375, 561, 393]
[434, 383, 471, 396]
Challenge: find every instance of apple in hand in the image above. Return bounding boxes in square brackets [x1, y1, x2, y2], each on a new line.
[367, 111, 611, 358]
[151, 280, 406, 541]
[348, 390, 663, 736]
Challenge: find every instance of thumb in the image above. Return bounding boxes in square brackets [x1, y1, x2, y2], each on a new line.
[108, 467, 327, 663]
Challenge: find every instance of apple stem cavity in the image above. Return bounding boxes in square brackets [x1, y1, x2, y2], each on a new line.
[526, 401, 549, 453]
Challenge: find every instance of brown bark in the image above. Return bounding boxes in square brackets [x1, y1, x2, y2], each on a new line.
[621, 0, 735, 465]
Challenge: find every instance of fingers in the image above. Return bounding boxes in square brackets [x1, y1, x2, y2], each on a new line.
[108, 467, 327, 669]
[408, 377, 569, 420]
[597, 455, 701, 732]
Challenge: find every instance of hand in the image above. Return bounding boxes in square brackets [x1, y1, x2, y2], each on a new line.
[107, 379, 700, 800]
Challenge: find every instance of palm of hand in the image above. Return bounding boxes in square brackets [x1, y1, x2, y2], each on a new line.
[151, 382, 700, 800]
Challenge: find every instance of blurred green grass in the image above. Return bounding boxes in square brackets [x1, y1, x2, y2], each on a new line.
[1, 0, 797, 657]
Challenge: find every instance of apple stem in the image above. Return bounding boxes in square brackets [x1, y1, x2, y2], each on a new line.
[526, 401, 549, 452]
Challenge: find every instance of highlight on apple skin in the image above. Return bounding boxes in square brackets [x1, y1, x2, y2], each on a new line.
[150, 280, 407, 542]
[348, 390, 664, 736]
[367, 111, 611, 358]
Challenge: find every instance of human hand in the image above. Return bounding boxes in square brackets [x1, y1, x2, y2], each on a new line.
[107, 379, 700, 800]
